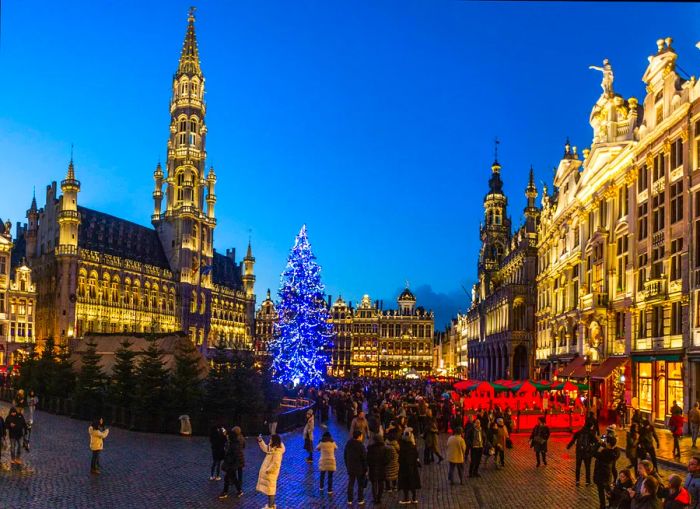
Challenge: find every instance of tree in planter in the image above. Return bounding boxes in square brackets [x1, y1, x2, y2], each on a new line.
[228, 349, 265, 424]
[134, 333, 170, 429]
[203, 340, 235, 420]
[110, 338, 138, 409]
[74, 337, 106, 419]
[168, 338, 204, 418]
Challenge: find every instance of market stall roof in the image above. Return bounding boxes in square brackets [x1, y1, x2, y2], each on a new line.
[559, 355, 589, 379]
[453, 379, 479, 391]
[550, 380, 581, 392]
[591, 356, 629, 380]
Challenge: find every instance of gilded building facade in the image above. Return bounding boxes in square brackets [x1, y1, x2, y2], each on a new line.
[326, 289, 434, 378]
[254, 289, 275, 359]
[464, 159, 540, 381]
[23, 12, 255, 353]
[536, 38, 700, 422]
[0, 221, 36, 367]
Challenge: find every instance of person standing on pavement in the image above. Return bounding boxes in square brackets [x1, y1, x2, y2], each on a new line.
[384, 428, 400, 493]
[568, 423, 597, 486]
[303, 409, 315, 463]
[422, 417, 442, 465]
[593, 435, 620, 509]
[209, 425, 227, 481]
[684, 456, 700, 509]
[344, 429, 368, 506]
[27, 390, 38, 424]
[639, 418, 660, 472]
[6, 407, 27, 466]
[670, 411, 685, 459]
[672, 401, 684, 416]
[88, 417, 109, 474]
[367, 434, 391, 505]
[13, 389, 26, 415]
[493, 418, 509, 468]
[446, 426, 466, 485]
[0, 410, 5, 460]
[398, 428, 421, 505]
[626, 424, 640, 470]
[256, 434, 285, 509]
[530, 416, 551, 467]
[690, 404, 700, 449]
[469, 418, 489, 478]
[316, 431, 337, 495]
[265, 407, 279, 436]
[219, 426, 245, 499]
[350, 411, 370, 445]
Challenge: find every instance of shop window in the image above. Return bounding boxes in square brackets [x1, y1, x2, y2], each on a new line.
[638, 362, 652, 412]
[667, 362, 684, 412]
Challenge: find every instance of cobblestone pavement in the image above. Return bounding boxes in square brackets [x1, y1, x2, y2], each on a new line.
[0, 403, 685, 509]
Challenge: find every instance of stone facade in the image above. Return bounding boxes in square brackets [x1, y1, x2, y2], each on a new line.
[464, 158, 540, 382]
[326, 289, 434, 378]
[0, 221, 36, 367]
[22, 12, 255, 354]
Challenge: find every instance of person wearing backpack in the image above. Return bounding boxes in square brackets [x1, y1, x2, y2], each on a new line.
[567, 423, 596, 486]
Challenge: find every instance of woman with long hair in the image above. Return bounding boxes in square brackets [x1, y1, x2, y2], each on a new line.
[256, 434, 285, 509]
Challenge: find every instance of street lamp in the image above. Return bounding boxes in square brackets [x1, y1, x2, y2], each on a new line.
[584, 355, 593, 406]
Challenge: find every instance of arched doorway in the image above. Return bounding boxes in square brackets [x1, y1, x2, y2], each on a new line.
[513, 344, 529, 380]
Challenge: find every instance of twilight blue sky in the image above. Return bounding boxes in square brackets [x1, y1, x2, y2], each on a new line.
[1, 1, 698, 327]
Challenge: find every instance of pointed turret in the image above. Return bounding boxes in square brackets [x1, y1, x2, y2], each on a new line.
[178, 7, 202, 77]
[152, 162, 164, 225]
[524, 166, 539, 233]
[206, 166, 217, 221]
[26, 190, 39, 259]
[242, 240, 255, 297]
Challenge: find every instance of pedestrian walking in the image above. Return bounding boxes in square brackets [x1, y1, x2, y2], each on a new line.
[384, 428, 400, 493]
[0, 410, 5, 461]
[27, 390, 38, 424]
[493, 418, 509, 468]
[6, 407, 27, 466]
[446, 426, 466, 485]
[219, 426, 246, 499]
[626, 424, 640, 470]
[398, 428, 421, 505]
[567, 423, 596, 486]
[317, 431, 337, 495]
[530, 416, 550, 467]
[88, 417, 109, 474]
[256, 434, 285, 509]
[303, 409, 315, 463]
[367, 434, 391, 505]
[689, 404, 700, 449]
[350, 411, 370, 443]
[422, 417, 442, 464]
[13, 389, 26, 415]
[344, 429, 368, 505]
[593, 435, 620, 509]
[469, 419, 489, 478]
[670, 411, 685, 459]
[209, 425, 226, 480]
[639, 418, 660, 472]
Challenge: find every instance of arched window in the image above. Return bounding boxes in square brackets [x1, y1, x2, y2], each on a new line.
[177, 172, 184, 202]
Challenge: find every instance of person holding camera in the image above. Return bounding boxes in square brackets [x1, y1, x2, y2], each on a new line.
[256, 434, 285, 509]
[593, 434, 619, 509]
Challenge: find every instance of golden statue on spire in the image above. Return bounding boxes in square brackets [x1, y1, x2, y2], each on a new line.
[188, 6, 196, 22]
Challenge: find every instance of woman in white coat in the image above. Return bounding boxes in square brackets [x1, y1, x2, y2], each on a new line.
[316, 431, 337, 494]
[256, 434, 285, 509]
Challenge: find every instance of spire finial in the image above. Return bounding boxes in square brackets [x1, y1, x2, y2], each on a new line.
[178, 7, 202, 76]
[67, 145, 76, 181]
[494, 136, 500, 164]
[188, 6, 196, 23]
[70, 143, 74, 163]
[405, 279, 410, 289]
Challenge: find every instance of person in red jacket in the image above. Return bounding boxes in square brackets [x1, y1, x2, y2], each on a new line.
[665, 474, 691, 509]
[670, 413, 685, 459]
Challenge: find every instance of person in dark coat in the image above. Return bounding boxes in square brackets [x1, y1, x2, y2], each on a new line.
[398, 428, 421, 504]
[593, 436, 620, 509]
[367, 435, 391, 504]
[219, 426, 246, 499]
[5, 407, 27, 465]
[631, 475, 663, 509]
[638, 418, 660, 472]
[567, 424, 597, 485]
[469, 418, 489, 477]
[344, 429, 368, 505]
[609, 469, 634, 509]
[530, 416, 550, 467]
[209, 426, 227, 480]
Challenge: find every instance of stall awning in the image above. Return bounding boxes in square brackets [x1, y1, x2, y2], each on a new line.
[631, 353, 683, 362]
[591, 356, 629, 380]
[559, 355, 587, 378]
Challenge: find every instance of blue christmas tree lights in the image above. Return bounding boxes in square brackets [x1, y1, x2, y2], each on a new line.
[269, 225, 334, 387]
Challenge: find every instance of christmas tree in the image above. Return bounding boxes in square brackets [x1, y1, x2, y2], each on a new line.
[269, 225, 334, 387]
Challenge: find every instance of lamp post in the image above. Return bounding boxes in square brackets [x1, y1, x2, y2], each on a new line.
[584, 355, 593, 407]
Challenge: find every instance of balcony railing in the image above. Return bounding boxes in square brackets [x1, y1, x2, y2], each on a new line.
[642, 278, 666, 300]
